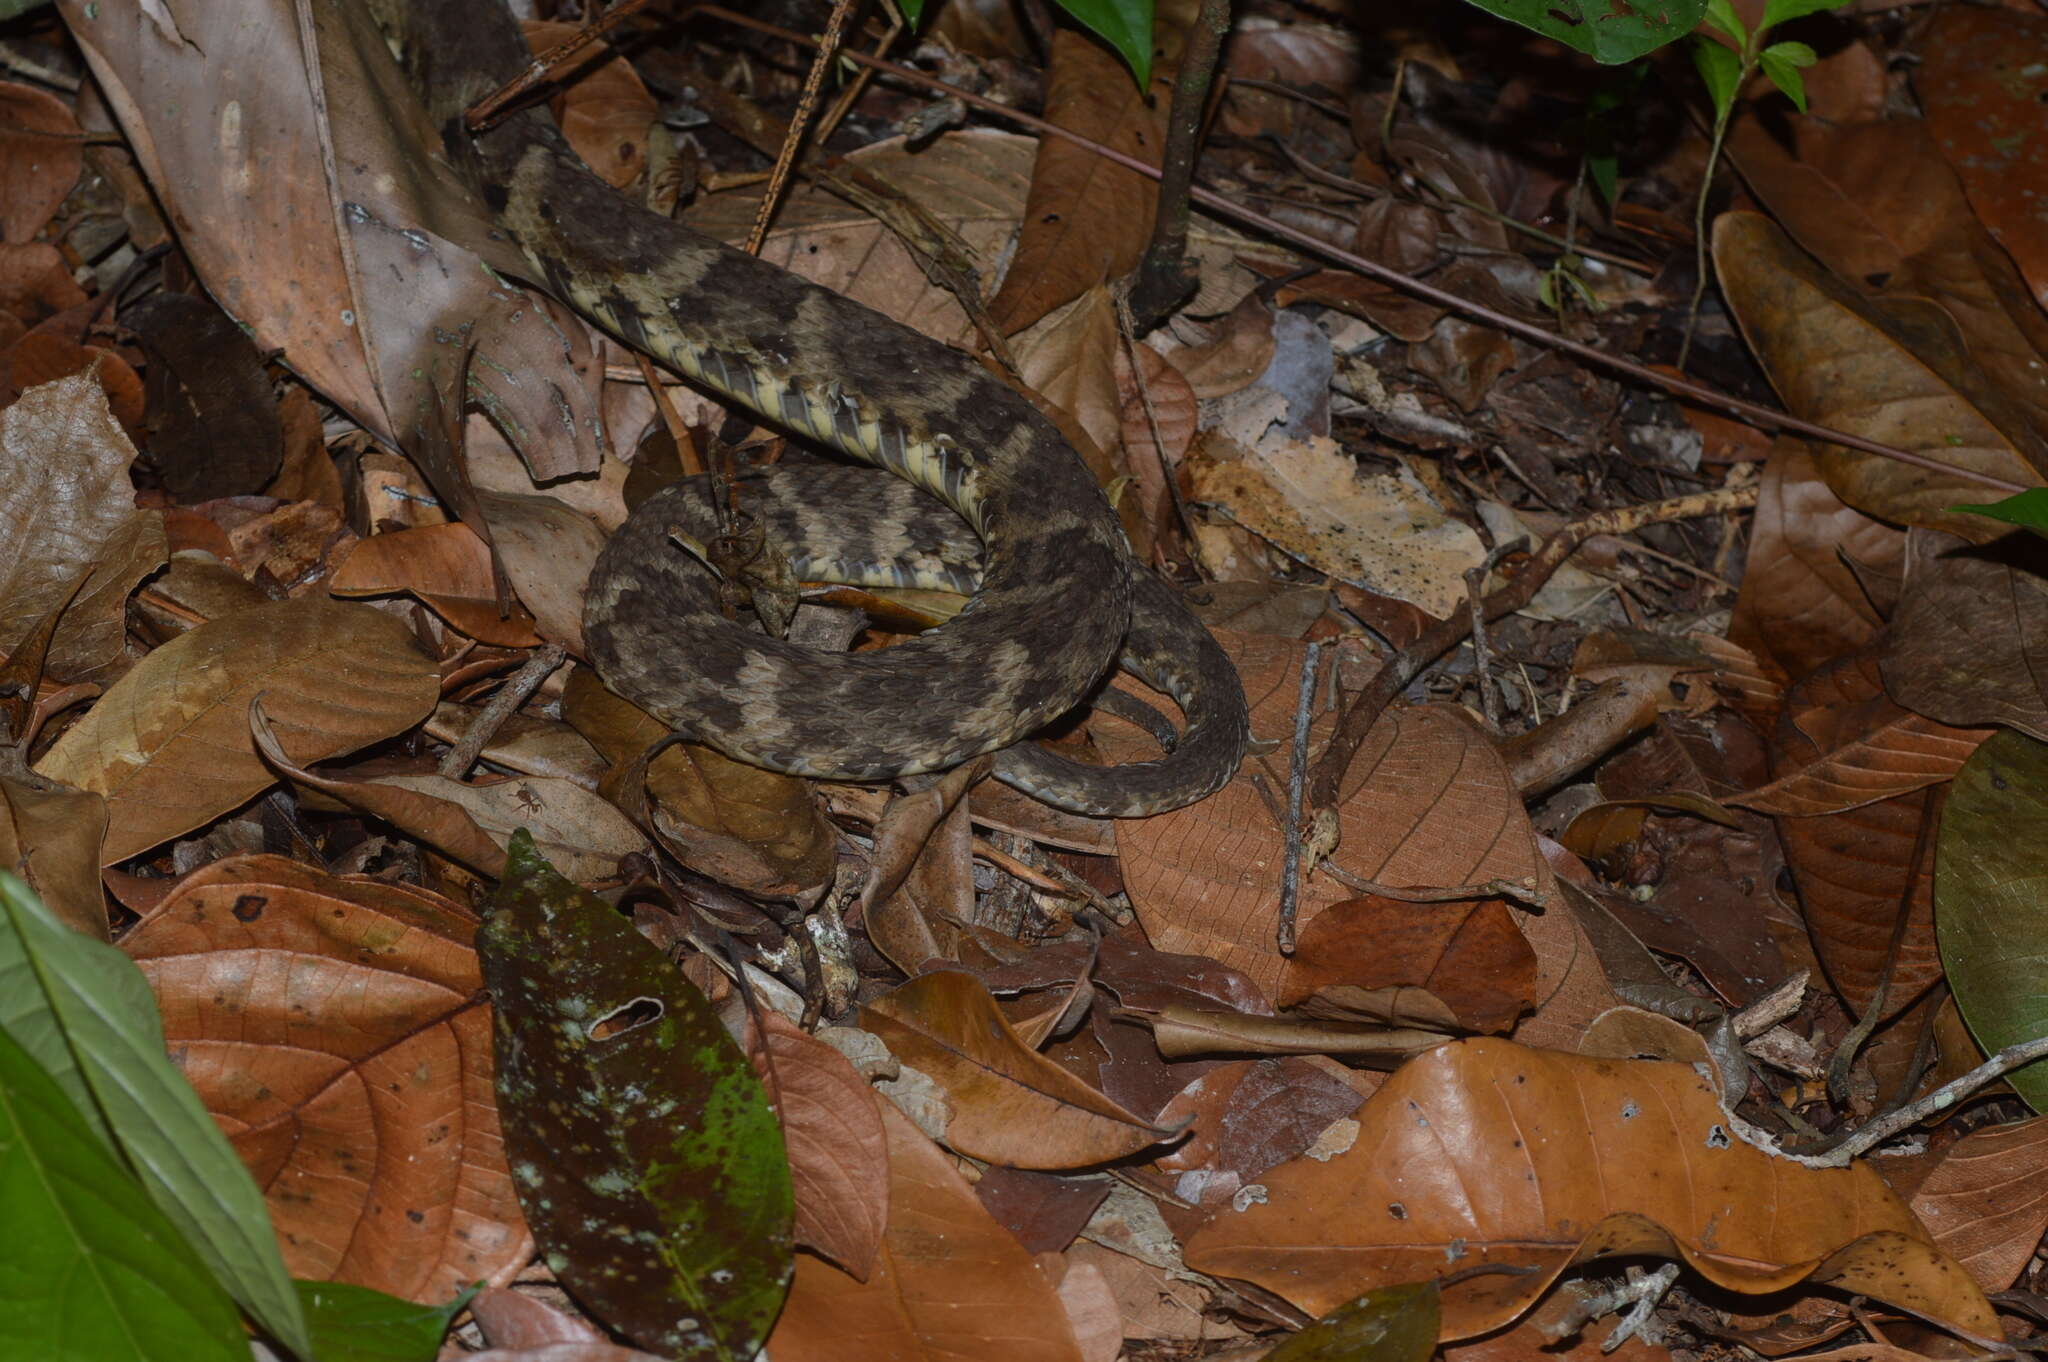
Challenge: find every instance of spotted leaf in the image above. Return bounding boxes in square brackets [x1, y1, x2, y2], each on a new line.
[481, 832, 794, 1359]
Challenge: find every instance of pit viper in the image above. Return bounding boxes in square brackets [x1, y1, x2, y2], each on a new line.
[394, 0, 1250, 816]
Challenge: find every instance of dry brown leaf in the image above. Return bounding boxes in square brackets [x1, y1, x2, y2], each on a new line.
[1734, 649, 1990, 816]
[1142, 1004, 1442, 1061]
[0, 241, 85, 326]
[985, 28, 1167, 335]
[1279, 895, 1538, 1034]
[34, 597, 440, 863]
[467, 1285, 665, 1359]
[330, 522, 542, 648]
[468, 489, 609, 651]
[123, 854, 530, 1300]
[1882, 528, 2048, 741]
[60, 0, 604, 498]
[1779, 786, 1940, 1022]
[422, 701, 606, 786]
[523, 21, 656, 192]
[1152, 1057, 1369, 1208]
[1728, 440, 1904, 684]
[746, 1009, 889, 1282]
[1013, 287, 1124, 494]
[0, 374, 167, 683]
[860, 969, 1179, 1169]
[0, 778, 107, 937]
[1713, 212, 2044, 528]
[1183, 1038, 1999, 1341]
[1185, 435, 1485, 619]
[562, 666, 835, 899]
[767, 1102, 1085, 1362]
[1100, 632, 1551, 999]
[1906, 1115, 2048, 1292]
[0, 80, 83, 242]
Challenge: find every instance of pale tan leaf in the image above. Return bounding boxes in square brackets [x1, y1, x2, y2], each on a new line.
[35, 598, 439, 863]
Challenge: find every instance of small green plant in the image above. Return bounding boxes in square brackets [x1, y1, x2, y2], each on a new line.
[1677, 0, 1853, 363]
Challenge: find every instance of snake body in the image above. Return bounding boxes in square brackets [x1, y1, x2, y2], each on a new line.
[397, 1, 1249, 815]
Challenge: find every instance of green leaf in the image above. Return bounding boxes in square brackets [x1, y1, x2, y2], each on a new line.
[0, 873, 314, 1359]
[1937, 729, 2048, 1112]
[1760, 0, 1853, 30]
[1702, 0, 1747, 45]
[894, 0, 924, 24]
[1459, 0, 1709, 62]
[1588, 152, 1619, 203]
[1953, 487, 2048, 538]
[1692, 36, 1745, 116]
[1264, 1281, 1440, 1362]
[297, 1280, 476, 1362]
[481, 832, 794, 1358]
[1759, 40, 1816, 110]
[0, 0, 54, 15]
[1054, 0, 1155, 85]
[0, 1023, 247, 1362]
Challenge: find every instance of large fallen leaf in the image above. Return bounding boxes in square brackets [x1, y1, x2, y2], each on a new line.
[562, 666, 834, 898]
[330, 522, 542, 647]
[0, 777, 108, 937]
[1734, 648, 1989, 817]
[1936, 728, 2048, 1112]
[861, 969, 1179, 1169]
[34, 597, 439, 863]
[121, 855, 530, 1301]
[769, 1101, 1085, 1362]
[1906, 1115, 2048, 1292]
[1713, 212, 2045, 527]
[59, 0, 604, 510]
[1183, 1038, 1998, 1340]
[1279, 894, 1537, 1034]
[746, 1009, 888, 1282]
[1099, 633, 1551, 998]
[1882, 528, 2048, 741]
[0, 80, 83, 242]
[1727, 441, 1902, 681]
[1777, 787, 1940, 1022]
[481, 833, 792, 1357]
[0, 374, 167, 683]
[0, 1023, 246, 1362]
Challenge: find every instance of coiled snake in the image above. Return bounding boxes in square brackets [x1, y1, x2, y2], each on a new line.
[397, 1, 1249, 816]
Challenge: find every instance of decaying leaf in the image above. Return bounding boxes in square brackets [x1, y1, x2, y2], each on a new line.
[1183, 1039, 1998, 1340]
[481, 833, 793, 1357]
[34, 597, 440, 863]
[861, 969, 1180, 1169]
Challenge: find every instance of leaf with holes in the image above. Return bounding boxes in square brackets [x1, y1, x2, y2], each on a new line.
[480, 832, 793, 1358]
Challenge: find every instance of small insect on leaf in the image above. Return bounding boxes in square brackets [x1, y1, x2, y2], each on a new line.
[480, 832, 794, 1359]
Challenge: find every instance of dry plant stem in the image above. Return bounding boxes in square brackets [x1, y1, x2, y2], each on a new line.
[745, 0, 860, 255]
[690, 6, 2030, 494]
[1816, 1003, 2048, 1166]
[439, 643, 566, 780]
[1305, 484, 1760, 832]
[632, 349, 707, 476]
[1112, 288, 1202, 571]
[1128, 0, 1231, 329]
[1277, 640, 1325, 955]
[1465, 541, 1522, 728]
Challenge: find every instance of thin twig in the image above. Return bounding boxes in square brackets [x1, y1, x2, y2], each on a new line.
[1819, 1023, 2048, 1165]
[1277, 641, 1324, 955]
[1112, 288, 1201, 572]
[745, 0, 859, 255]
[1129, 0, 1231, 328]
[691, 5, 2030, 494]
[1304, 485, 1760, 853]
[439, 644, 566, 780]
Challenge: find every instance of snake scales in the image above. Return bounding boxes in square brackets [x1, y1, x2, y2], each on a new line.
[396, 0, 1249, 816]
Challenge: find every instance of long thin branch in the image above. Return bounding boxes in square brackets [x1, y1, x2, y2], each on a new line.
[691, 4, 2029, 495]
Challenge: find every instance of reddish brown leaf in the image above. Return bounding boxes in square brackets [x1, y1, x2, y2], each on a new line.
[1882, 527, 2048, 741]
[1734, 649, 1990, 817]
[1152, 1057, 1367, 1208]
[1278, 895, 1537, 1034]
[0, 81, 82, 242]
[523, 22, 657, 192]
[1906, 1115, 2048, 1292]
[746, 1009, 889, 1283]
[122, 855, 529, 1300]
[1183, 1039, 1998, 1341]
[861, 970, 1178, 1169]
[330, 522, 542, 647]
[768, 1102, 1085, 1362]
